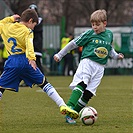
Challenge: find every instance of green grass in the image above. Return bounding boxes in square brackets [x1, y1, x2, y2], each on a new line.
[0, 76, 132, 133]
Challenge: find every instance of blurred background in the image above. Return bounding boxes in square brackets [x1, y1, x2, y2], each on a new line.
[0, 0, 133, 76]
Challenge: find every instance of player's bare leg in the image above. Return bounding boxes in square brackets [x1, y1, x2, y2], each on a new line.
[39, 80, 79, 119]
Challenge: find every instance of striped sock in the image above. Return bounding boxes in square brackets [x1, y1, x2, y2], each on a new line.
[74, 97, 88, 112]
[43, 83, 66, 107]
[67, 85, 85, 107]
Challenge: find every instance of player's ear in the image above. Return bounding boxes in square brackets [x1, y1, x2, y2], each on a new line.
[29, 18, 33, 23]
[103, 21, 107, 26]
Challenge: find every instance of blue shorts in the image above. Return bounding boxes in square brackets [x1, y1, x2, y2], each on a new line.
[0, 54, 44, 92]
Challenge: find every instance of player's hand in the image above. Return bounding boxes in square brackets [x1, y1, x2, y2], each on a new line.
[29, 60, 37, 70]
[118, 53, 124, 59]
[54, 54, 60, 62]
[13, 14, 20, 22]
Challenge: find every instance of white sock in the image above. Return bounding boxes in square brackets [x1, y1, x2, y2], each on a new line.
[43, 83, 66, 107]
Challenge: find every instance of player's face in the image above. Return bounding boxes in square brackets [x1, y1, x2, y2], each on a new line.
[91, 21, 107, 34]
[26, 18, 37, 30]
[29, 22, 37, 30]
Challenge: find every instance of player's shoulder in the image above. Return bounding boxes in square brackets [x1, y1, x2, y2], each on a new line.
[23, 26, 33, 34]
[80, 29, 94, 37]
[84, 29, 94, 34]
[22, 24, 33, 33]
[106, 29, 113, 35]
[105, 29, 113, 34]
[15, 23, 33, 33]
[28, 28, 33, 34]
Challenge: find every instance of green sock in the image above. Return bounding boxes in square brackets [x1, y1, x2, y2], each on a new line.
[74, 97, 88, 112]
[67, 85, 84, 108]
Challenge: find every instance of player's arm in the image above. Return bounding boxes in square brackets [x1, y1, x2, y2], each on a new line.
[54, 40, 78, 62]
[12, 14, 20, 22]
[109, 47, 124, 59]
[0, 15, 20, 24]
[0, 17, 13, 34]
[25, 32, 37, 70]
[54, 30, 90, 62]
[0, 15, 20, 34]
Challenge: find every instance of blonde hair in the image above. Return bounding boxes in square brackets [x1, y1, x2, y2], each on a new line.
[90, 9, 107, 23]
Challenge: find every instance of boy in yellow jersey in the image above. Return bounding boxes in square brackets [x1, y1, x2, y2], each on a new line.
[0, 9, 78, 119]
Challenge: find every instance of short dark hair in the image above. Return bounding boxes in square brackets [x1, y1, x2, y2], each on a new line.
[20, 9, 38, 24]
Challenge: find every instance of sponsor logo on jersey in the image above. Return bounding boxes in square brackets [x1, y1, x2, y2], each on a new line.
[94, 47, 108, 58]
[93, 39, 111, 45]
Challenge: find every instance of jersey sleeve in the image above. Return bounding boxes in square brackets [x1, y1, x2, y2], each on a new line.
[109, 47, 119, 59]
[0, 16, 14, 34]
[25, 31, 36, 61]
[74, 30, 92, 47]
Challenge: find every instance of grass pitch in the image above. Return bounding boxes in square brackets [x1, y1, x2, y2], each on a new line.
[0, 76, 132, 133]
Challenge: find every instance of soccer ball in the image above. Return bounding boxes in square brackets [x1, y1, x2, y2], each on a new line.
[79, 106, 98, 125]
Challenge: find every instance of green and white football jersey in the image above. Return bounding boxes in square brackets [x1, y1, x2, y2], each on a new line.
[74, 29, 113, 65]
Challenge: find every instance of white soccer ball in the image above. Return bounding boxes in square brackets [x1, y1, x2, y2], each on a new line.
[79, 106, 98, 125]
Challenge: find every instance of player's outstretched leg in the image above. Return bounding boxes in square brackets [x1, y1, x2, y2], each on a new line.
[40, 80, 79, 119]
[60, 105, 79, 119]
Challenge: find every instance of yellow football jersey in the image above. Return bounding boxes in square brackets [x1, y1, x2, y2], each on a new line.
[0, 16, 36, 60]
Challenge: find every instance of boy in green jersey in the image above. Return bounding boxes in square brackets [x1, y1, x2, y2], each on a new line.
[54, 9, 124, 124]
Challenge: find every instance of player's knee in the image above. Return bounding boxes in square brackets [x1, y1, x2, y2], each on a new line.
[0, 88, 5, 94]
[39, 78, 48, 89]
[77, 81, 87, 90]
[82, 90, 93, 102]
